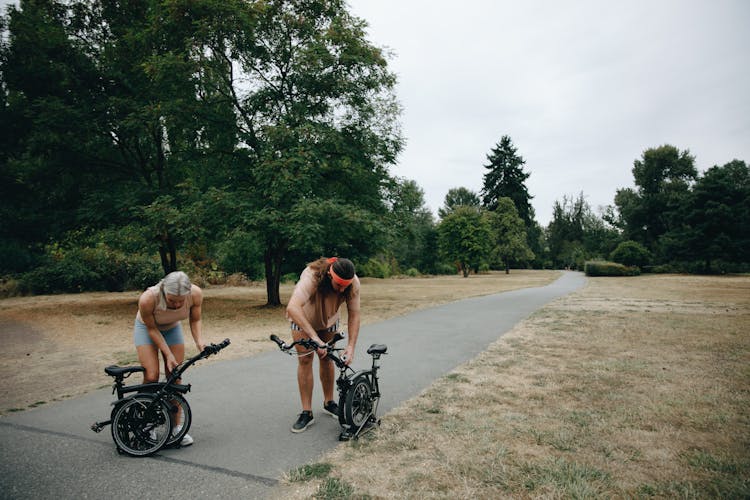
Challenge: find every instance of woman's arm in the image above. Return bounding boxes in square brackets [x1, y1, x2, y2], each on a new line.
[189, 285, 206, 352]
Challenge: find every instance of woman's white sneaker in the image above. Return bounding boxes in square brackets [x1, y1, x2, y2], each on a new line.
[180, 433, 194, 446]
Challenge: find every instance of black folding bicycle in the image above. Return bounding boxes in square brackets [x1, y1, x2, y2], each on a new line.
[91, 339, 230, 456]
[270, 332, 387, 440]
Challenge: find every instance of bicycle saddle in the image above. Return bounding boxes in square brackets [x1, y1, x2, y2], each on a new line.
[104, 365, 145, 377]
[367, 344, 387, 355]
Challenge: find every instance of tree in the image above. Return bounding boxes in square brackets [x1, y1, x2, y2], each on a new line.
[218, 0, 402, 305]
[546, 192, 619, 269]
[480, 135, 534, 227]
[2, 0, 403, 302]
[662, 159, 749, 271]
[438, 187, 480, 219]
[1, 0, 245, 274]
[385, 178, 436, 273]
[437, 206, 493, 277]
[613, 145, 697, 257]
[488, 198, 533, 273]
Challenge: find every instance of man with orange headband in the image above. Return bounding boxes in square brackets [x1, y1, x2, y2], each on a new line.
[285, 257, 361, 433]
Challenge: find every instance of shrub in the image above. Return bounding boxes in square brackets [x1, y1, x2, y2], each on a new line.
[358, 257, 392, 278]
[281, 273, 299, 284]
[584, 260, 641, 277]
[19, 244, 162, 294]
[434, 262, 458, 275]
[609, 241, 651, 268]
[405, 267, 420, 277]
[0, 239, 40, 274]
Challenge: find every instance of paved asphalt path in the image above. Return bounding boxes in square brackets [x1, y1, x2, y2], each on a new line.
[0, 271, 585, 499]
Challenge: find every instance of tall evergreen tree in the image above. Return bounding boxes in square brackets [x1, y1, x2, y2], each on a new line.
[480, 135, 534, 226]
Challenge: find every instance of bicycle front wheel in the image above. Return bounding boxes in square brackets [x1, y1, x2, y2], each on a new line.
[111, 394, 172, 457]
[165, 393, 192, 447]
[343, 374, 375, 429]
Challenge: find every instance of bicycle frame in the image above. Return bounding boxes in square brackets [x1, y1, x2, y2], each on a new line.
[91, 339, 230, 455]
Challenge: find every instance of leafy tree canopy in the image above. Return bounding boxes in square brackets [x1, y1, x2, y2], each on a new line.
[438, 187, 480, 219]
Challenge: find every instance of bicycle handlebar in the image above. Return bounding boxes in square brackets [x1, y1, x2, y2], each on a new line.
[269, 332, 351, 370]
[202, 338, 231, 356]
[270, 333, 343, 352]
[168, 338, 231, 382]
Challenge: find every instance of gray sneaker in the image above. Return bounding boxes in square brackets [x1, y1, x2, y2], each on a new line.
[291, 411, 314, 433]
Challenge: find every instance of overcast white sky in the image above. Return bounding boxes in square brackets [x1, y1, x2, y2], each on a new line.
[2, 1, 748, 226]
[347, 0, 750, 225]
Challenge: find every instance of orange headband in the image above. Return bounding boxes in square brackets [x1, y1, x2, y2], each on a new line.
[328, 258, 353, 287]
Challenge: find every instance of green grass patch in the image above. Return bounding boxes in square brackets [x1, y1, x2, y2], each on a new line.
[520, 457, 611, 497]
[288, 462, 333, 482]
[314, 477, 359, 499]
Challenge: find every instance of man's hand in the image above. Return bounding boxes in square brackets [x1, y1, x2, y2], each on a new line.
[343, 345, 355, 366]
[312, 336, 327, 358]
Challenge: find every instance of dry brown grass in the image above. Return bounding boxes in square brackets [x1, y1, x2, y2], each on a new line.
[272, 274, 750, 499]
[0, 270, 557, 414]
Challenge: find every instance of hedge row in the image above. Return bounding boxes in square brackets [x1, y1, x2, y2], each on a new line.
[584, 260, 640, 277]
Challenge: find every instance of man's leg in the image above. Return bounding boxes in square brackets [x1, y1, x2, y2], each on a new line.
[297, 352, 314, 411]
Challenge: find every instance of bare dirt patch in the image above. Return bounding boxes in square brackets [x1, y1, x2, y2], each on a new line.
[0, 270, 558, 414]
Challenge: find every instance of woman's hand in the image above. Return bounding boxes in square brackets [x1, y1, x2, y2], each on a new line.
[165, 352, 179, 372]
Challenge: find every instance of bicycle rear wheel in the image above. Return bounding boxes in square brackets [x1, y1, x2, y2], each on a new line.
[165, 393, 192, 447]
[111, 394, 172, 456]
[343, 373, 375, 429]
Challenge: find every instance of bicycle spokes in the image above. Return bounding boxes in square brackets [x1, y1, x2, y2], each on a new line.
[111, 396, 171, 456]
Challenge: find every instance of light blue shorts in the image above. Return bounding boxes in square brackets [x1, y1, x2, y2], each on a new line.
[133, 319, 184, 347]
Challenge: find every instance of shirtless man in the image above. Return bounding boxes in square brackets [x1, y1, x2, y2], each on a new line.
[285, 257, 360, 433]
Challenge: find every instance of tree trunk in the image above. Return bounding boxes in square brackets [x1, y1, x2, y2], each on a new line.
[158, 234, 178, 275]
[505, 262, 510, 274]
[264, 248, 283, 306]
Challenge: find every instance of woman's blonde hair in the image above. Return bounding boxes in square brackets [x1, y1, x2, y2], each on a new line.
[157, 271, 192, 309]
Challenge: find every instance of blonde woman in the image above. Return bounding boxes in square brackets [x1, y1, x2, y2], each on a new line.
[133, 271, 205, 446]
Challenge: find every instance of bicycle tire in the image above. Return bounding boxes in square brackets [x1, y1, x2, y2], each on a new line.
[337, 387, 348, 427]
[343, 373, 375, 429]
[165, 393, 192, 447]
[111, 394, 172, 456]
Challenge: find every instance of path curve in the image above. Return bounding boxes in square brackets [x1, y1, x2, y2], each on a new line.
[0, 271, 585, 499]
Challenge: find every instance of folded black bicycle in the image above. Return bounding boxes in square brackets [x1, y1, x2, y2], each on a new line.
[91, 339, 230, 456]
[270, 332, 387, 441]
